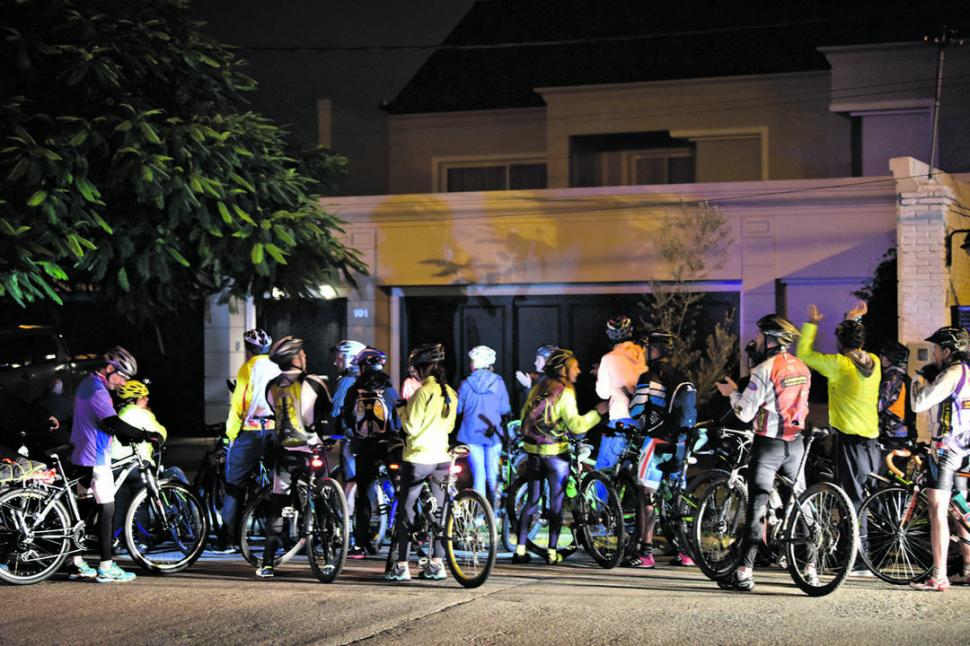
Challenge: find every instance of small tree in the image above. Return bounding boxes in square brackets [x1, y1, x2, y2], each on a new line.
[639, 201, 737, 405]
[853, 247, 897, 352]
[0, 0, 365, 320]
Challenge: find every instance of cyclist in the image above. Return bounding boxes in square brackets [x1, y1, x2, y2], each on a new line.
[512, 348, 607, 565]
[257, 335, 332, 578]
[329, 339, 366, 517]
[386, 343, 458, 582]
[877, 341, 915, 453]
[714, 314, 811, 591]
[909, 326, 970, 592]
[216, 328, 281, 553]
[457, 345, 512, 509]
[69, 346, 159, 583]
[797, 301, 880, 576]
[515, 345, 560, 390]
[628, 331, 698, 568]
[342, 346, 401, 558]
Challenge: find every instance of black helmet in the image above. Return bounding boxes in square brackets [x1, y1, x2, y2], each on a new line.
[535, 344, 560, 361]
[925, 326, 970, 355]
[269, 335, 304, 366]
[104, 346, 138, 378]
[543, 348, 575, 376]
[835, 320, 866, 350]
[757, 314, 800, 347]
[642, 331, 676, 357]
[878, 341, 910, 367]
[606, 316, 634, 342]
[355, 347, 387, 371]
[408, 342, 445, 367]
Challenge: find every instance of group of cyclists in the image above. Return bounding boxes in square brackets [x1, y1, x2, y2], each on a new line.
[3, 298, 969, 595]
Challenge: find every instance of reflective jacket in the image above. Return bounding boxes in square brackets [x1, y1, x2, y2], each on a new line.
[226, 354, 281, 442]
[729, 351, 811, 441]
[911, 361, 970, 455]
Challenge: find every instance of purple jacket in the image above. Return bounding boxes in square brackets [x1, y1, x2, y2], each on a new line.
[457, 370, 512, 447]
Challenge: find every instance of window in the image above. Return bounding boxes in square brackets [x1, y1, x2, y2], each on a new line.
[439, 159, 547, 192]
[570, 132, 696, 187]
[625, 149, 696, 185]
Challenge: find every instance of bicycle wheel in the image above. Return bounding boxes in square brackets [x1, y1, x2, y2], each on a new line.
[307, 478, 350, 583]
[239, 486, 305, 567]
[124, 481, 209, 574]
[444, 489, 497, 588]
[511, 475, 578, 559]
[679, 469, 731, 561]
[693, 476, 748, 581]
[0, 488, 70, 585]
[366, 477, 389, 548]
[857, 486, 932, 584]
[577, 472, 624, 568]
[614, 472, 643, 561]
[785, 482, 858, 597]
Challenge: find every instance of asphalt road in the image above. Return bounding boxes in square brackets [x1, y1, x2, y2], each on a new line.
[2, 550, 969, 646]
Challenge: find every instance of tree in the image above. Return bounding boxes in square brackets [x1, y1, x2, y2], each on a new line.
[0, 0, 365, 320]
[853, 246, 897, 352]
[638, 201, 737, 405]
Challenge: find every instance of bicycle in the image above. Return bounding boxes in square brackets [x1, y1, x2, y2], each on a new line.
[238, 436, 349, 582]
[857, 443, 969, 584]
[505, 435, 624, 568]
[383, 445, 497, 588]
[0, 445, 208, 584]
[694, 427, 859, 596]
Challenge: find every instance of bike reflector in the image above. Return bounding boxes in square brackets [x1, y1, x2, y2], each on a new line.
[450, 464, 462, 474]
[310, 457, 324, 469]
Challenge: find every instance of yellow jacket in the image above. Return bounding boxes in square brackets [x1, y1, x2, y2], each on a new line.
[520, 383, 600, 456]
[400, 376, 457, 464]
[226, 354, 281, 442]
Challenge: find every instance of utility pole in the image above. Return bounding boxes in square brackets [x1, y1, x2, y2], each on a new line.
[923, 26, 965, 177]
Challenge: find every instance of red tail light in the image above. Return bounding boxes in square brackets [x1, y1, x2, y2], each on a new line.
[310, 457, 324, 469]
[389, 463, 399, 471]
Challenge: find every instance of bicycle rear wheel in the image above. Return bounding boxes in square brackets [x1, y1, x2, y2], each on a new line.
[511, 475, 578, 560]
[693, 476, 748, 581]
[578, 472, 624, 569]
[614, 472, 643, 561]
[857, 486, 932, 584]
[785, 482, 858, 597]
[307, 478, 350, 583]
[444, 489, 497, 588]
[366, 477, 390, 549]
[0, 488, 70, 585]
[239, 486, 306, 567]
[125, 481, 209, 574]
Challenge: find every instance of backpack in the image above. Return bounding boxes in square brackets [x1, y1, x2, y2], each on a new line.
[354, 386, 389, 438]
[520, 381, 566, 446]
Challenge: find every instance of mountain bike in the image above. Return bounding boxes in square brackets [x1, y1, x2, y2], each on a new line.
[694, 427, 858, 596]
[505, 435, 624, 568]
[238, 436, 349, 582]
[494, 418, 528, 551]
[384, 445, 497, 588]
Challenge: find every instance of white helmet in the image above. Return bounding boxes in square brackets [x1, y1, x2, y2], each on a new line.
[333, 339, 365, 359]
[468, 345, 497, 370]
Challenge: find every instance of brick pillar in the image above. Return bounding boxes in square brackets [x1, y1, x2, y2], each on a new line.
[202, 296, 253, 425]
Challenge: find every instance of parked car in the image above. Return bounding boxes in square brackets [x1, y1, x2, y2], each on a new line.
[0, 325, 100, 402]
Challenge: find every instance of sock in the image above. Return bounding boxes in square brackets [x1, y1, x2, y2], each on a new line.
[515, 544, 526, 556]
[934, 567, 947, 581]
[99, 560, 113, 571]
[73, 556, 86, 568]
[736, 566, 752, 580]
[547, 548, 558, 561]
[641, 542, 653, 555]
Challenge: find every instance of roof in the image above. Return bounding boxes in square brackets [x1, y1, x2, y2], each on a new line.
[386, 0, 970, 114]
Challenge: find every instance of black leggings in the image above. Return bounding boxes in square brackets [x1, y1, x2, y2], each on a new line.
[75, 467, 115, 562]
[517, 453, 570, 550]
[396, 461, 449, 562]
[742, 435, 804, 569]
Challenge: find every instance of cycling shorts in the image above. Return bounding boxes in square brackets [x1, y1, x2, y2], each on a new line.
[926, 449, 970, 492]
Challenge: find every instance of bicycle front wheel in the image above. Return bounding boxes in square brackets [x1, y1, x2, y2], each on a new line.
[366, 477, 389, 549]
[444, 489, 497, 588]
[858, 486, 932, 584]
[785, 482, 858, 597]
[614, 472, 643, 562]
[124, 480, 209, 574]
[307, 478, 350, 583]
[239, 486, 305, 567]
[693, 476, 748, 581]
[0, 488, 70, 585]
[577, 472, 624, 569]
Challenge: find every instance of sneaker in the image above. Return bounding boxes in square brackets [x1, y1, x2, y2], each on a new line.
[848, 567, 873, 578]
[385, 563, 411, 582]
[803, 567, 820, 587]
[363, 542, 379, 556]
[256, 566, 274, 578]
[419, 561, 447, 580]
[96, 564, 136, 583]
[717, 572, 755, 592]
[67, 561, 97, 580]
[348, 545, 366, 560]
[545, 549, 564, 565]
[638, 553, 656, 569]
[910, 576, 950, 592]
[511, 551, 532, 564]
[671, 553, 695, 567]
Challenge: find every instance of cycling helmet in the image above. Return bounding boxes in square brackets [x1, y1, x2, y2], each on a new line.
[756, 314, 800, 347]
[355, 347, 387, 371]
[535, 345, 560, 360]
[270, 335, 305, 366]
[243, 328, 272, 354]
[468, 345, 497, 369]
[835, 320, 866, 350]
[643, 331, 676, 357]
[543, 348, 576, 376]
[104, 346, 137, 378]
[925, 326, 970, 354]
[878, 341, 910, 367]
[118, 380, 149, 401]
[332, 339, 366, 359]
[606, 315, 634, 342]
[408, 342, 446, 367]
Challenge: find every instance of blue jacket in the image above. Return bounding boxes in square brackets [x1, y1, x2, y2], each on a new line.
[330, 369, 359, 435]
[457, 369, 512, 447]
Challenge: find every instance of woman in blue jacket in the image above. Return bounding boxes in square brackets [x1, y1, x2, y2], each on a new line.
[457, 346, 511, 509]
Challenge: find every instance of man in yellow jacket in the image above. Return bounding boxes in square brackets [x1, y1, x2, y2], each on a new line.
[797, 301, 880, 576]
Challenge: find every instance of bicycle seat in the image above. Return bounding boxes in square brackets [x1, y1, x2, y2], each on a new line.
[449, 445, 470, 459]
[808, 427, 831, 440]
[44, 443, 73, 460]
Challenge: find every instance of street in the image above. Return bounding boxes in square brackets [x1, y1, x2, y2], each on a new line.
[2, 550, 968, 645]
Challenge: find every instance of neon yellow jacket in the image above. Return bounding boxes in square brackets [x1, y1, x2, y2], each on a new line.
[226, 354, 280, 442]
[520, 383, 601, 456]
[796, 322, 880, 438]
[113, 404, 167, 461]
[400, 376, 457, 464]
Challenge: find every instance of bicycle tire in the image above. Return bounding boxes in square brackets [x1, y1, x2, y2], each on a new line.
[124, 480, 209, 574]
[366, 477, 389, 549]
[785, 482, 858, 597]
[307, 477, 350, 583]
[857, 486, 932, 585]
[577, 472, 624, 569]
[679, 469, 731, 561]
[693, 475, 748, 581]
[614, 471, 643, 561]
[0, 488, 70, 585]
[511, 475, 578, 560]
[239, 486, 306, 568]
[444, 489, 497, 588]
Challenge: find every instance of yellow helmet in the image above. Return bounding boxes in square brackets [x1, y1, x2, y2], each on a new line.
[118, 380, 149, 401]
